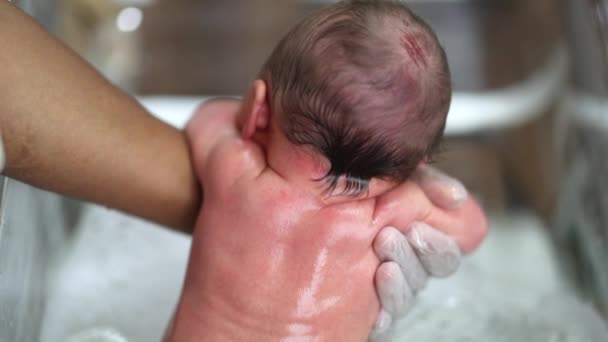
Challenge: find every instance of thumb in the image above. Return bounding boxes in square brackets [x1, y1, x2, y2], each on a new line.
[412, 164, 468, 210]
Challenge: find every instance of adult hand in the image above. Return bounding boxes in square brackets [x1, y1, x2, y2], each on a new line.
[370, 165, 487, 341]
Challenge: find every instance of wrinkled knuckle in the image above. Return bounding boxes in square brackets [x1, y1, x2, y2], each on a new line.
[374, 227, 401, 257]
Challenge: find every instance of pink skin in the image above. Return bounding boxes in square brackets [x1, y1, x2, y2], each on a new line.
[165, 81, 487, 341]
[401, 34, 428, 68]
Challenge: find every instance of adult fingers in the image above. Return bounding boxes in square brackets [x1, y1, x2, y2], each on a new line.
[375, 262, 413, 317]
[411, 164, 468, 210]
[369, 262, 413, 342]
[374, 227, 428, 292]
[368, 309, 394, 342]
[407, 222, 461, 278]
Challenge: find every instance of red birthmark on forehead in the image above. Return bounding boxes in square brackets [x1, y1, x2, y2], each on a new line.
[401, 34, 428, 67]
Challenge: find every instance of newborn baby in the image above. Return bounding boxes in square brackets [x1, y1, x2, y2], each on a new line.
[168, 1, 453, 341]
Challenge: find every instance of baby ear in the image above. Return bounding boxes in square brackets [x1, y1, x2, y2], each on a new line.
[241, 80, 270, 139]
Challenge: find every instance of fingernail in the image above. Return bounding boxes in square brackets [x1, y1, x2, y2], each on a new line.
[432, 171, 468, 206]
[446, 181, 468, 207]
[407, 222, 432, 252]
[422, 167, 468, 208]
[370, 310, 392, 337]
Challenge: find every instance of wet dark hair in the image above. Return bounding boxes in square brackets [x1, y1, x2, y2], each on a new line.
[260, 0, 451, 195]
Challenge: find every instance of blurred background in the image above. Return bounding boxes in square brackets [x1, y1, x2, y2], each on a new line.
[1, 0, 608, 341]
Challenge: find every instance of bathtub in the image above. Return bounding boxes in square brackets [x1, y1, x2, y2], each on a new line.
[2, 47, 607, 341]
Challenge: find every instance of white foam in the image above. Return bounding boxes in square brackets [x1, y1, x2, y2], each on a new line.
[392, 213, 608, 341]
[41, 209, 607, 341]
[65, 328, 129, 342]
[40, 206, 190, 342]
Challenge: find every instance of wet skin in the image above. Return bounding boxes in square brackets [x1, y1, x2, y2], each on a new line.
[165, 96, 487, 341]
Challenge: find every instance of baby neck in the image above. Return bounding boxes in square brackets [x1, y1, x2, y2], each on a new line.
[262, 129, 397, 205]
[265, 130, 329, 198]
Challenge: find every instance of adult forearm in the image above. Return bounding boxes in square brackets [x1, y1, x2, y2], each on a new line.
[0, 2, 200, 231]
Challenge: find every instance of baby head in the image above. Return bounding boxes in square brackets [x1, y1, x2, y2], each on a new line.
[240, 0, 451, 198]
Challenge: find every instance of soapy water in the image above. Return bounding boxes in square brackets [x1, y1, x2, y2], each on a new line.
[65, 328, 128, 342]
[40, 206, 190, 342]
[392, 266, 608, 341]
[41, 207, 608, 342]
